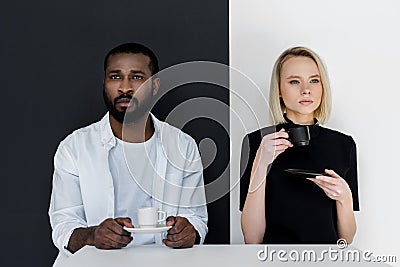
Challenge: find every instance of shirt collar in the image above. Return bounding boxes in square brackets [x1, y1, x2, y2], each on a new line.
[99, 112, 162, 147]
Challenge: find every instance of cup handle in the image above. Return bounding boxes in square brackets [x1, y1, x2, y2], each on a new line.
[286, 129, 291, 142]
[157, 210, 167, 223]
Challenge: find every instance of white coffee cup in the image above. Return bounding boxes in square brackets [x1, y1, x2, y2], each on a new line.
[137, 207, 167, 228]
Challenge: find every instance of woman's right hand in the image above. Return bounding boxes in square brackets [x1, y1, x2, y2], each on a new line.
[248, 129, 292, 193]
[242, 128, 292, 242]
[258, 128, 292, 166]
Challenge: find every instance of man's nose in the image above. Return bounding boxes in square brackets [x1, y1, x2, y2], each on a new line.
[118, 78, 133, 94]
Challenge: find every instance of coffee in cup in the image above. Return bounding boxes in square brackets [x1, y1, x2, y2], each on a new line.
[137, 207, 167, 228]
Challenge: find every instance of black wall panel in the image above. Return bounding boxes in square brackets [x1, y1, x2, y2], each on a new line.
[0, 1, 229, 266]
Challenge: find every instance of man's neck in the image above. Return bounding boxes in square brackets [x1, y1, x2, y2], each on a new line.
[109, 112, 155, 143]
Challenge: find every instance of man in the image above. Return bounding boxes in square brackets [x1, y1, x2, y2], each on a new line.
[49, 43, 208, 265]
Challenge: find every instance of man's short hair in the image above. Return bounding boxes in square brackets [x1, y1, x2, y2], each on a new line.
[103, 42, 160, 75]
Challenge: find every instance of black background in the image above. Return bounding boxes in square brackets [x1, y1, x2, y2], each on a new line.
[0, 1, 229, 266]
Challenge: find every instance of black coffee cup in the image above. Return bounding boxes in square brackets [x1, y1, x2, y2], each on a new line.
[287, 126, 310, 146]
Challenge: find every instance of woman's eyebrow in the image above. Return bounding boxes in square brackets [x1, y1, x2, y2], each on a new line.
[286, 75, 301, 79]
[285, 74, 320, 79]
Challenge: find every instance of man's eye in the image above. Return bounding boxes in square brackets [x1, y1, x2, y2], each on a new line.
[110, 75, 120, 79]
[310, 79, 320, 83]
[131, 75, 143, 80]
[289, 80, 299, 85]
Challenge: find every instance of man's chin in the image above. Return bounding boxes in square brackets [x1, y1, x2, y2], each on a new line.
[108, 105, 150, 124]
[115, 104, 129, 111]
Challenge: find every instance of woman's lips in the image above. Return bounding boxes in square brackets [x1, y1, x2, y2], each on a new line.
[299, 99, 314, 105]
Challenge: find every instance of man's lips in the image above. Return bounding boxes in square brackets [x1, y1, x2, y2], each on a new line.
[115, 98, 132, 107]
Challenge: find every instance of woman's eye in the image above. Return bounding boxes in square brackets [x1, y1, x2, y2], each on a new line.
[289, 80, 299, 85]
[310, 79, 320, 83]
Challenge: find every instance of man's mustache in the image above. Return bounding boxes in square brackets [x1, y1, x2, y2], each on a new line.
[114, 94, 138, 106]
[114, 94, 131, 103]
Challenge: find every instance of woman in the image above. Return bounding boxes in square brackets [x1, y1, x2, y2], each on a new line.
[240, 47, 359, 244]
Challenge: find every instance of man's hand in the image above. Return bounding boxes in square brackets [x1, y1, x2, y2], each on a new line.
[67, 217, 134, 253]
[91, 217, 134, 249]
[163, 216, 197, 248]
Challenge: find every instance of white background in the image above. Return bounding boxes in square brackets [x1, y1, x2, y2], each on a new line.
[230, 0, 400, 265]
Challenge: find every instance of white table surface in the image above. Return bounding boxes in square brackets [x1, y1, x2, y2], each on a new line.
[58, 245, 262, 267]
[57, 244, 386, 267]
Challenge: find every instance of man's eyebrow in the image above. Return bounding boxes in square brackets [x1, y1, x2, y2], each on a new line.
[130, 70, 146, 74]
[107, 69, 147, 75]
[108, 69, 121, 73]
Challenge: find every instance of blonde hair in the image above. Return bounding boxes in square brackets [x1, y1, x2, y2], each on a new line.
[269, 46, 332, 124]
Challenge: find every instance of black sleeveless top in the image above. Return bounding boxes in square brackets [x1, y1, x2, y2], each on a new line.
[239, 118, 359, 244]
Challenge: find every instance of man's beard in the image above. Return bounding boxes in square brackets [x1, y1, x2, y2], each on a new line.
[103, 87, 154, 124]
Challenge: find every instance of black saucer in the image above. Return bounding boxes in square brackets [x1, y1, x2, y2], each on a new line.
[284, 168, 326, 178]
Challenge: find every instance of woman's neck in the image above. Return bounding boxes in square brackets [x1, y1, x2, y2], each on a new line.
[285, 112, 314, 125]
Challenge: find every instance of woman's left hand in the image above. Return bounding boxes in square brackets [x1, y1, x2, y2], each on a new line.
[308, 169, 352, 204]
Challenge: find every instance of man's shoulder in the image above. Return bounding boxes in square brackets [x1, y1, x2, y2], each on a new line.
[58, 119, 103, 149]
[154, 116, 201, 170]
[153, 116, 197, 146]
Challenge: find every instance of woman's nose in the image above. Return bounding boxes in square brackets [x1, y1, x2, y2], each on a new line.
[301, 87, 311, 95]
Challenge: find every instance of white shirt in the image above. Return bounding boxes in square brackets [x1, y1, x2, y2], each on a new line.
[109, 135, 156, 245]
[49, 113, 208, 266]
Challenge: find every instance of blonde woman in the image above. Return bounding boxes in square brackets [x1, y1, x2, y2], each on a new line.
[240, 47, 359, 244]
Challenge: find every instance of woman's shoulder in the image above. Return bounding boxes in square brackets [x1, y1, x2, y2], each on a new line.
[318, 126, 356, 145]
[244, 125, 277, 143]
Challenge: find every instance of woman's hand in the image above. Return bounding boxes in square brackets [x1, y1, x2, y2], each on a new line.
[308, 169, 353, 205]
[248, 129, 292, 193]
[258, 128, 293, 167]
[308, 169, 357, 243]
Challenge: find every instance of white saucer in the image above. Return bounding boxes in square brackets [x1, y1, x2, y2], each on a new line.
[123, 225, 172, 234]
